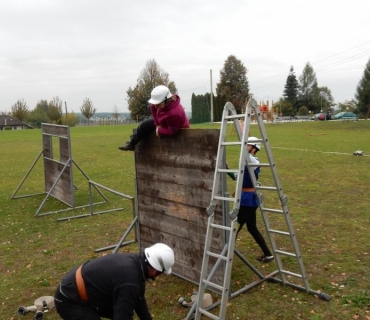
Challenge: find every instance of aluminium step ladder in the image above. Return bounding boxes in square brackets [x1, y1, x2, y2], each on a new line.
[194, 98, 330, 320]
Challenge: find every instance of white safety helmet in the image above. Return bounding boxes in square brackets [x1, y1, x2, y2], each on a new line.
[144, 243, 175, 275]
[247, 136, 261, 150]
[148, 85, 172, 104]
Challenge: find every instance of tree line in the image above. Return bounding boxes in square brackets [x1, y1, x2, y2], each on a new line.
[126, 55, 370, 124]
[9, 97, 97, 128]
[191, 56, 370, 123]
[8, 55, 370, 127]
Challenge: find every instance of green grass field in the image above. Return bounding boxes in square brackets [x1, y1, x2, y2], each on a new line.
[1, 120, 370, 320]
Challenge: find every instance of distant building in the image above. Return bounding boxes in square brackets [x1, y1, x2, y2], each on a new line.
[0, 115, 33, 130]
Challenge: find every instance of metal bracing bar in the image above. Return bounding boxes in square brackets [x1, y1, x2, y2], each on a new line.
[89, 180, 134, 200]
[34, 158, 72, 217]
[73, 160, 108, 202]
[11, 150, 43, 199]
[57, 207, 123, 221]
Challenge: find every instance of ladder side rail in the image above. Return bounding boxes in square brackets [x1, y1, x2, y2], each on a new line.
[242, 140, 288, 283]
[249, 105, 288, 283]
[208, 107, 230, 212]
[195, 102, 237, 320]
[254, 108, 310, 290]
[258, 196, 288, 284]
[252, 100, 310, 291]
[195, 215, 216, 320]
[252, 104, 285, 203]
[229, 102, 253, 220]
[225, 101, 244, 142]
[217, 219, 238, 319]
[279, 204, 311, 291]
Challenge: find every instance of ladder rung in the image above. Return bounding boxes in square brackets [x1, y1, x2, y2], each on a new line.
[268, 229, 290, 236]
[218, 168, 238, 174]
[202, 279, 224, 291]
[247, 162, 271, 167]
[274, 249, 297, 257]
[198, 308, 219, 320]
[210, 223, 232, 231]
[281, 269, 303, 279]
[225, 114, 244, 120]
[206, 250, 228, 261]
[255, 186, 278, 191]
[261, 208, 284, 214]
[221, 141, 242, 146]
[214, 195, 235, 202]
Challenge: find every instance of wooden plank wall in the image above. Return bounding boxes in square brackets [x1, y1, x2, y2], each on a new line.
[41, 124, 74, 207]
[135, 129, 225, 285]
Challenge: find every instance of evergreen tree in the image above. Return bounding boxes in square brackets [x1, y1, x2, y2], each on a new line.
[283, 66, 299, 110]
[216, 55, 249, 113]
[355, 57, 370, 116]
[190, 93, 210, 124]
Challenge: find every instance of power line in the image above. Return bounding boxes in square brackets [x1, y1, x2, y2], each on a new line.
[250, 40, 370, 91]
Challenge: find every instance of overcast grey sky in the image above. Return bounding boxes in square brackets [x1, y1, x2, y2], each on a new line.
[1, 0, 370, 114]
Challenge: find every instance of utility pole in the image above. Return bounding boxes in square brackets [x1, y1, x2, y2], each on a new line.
[65, 101, 68, 125]
[210, 69, 214, 124]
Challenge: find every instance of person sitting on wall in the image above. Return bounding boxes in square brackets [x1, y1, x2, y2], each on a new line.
[119, 85, 190, 151]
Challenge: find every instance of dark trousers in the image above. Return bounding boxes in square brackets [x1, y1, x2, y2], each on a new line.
[54, 286, 113, 320]
[130, 118, 155, 146]
[238, 206, 272, 257]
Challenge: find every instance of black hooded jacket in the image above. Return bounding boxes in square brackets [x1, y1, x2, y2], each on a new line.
[58, 252, 152, 320]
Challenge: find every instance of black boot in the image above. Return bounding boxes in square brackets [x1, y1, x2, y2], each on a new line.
[118, 141, 135, 151]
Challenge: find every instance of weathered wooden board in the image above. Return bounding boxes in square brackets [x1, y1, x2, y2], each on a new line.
[135, 129, 226, 285]
[41, 124, 74, 207]
[43, 159, 73, 206]
[42, 123, 69, 138]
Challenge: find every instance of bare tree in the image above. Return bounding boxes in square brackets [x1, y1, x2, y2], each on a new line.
[80, 98, 96, 125]
[127, 59, 177, 121]
[11, 99, 29, 124]
[112, 104, 119, 124]
[48, 96, 63, 124]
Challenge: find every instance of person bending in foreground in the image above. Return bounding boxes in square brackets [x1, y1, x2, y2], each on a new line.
[54, 243, 175, 320]
[119, 85, 190, 151]
[228, 137, 274, 263]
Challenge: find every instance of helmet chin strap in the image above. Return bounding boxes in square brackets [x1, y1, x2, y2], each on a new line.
[164, 89, 171, 105]
[157, 254, 165, 273]
[145, 256, 164, 279]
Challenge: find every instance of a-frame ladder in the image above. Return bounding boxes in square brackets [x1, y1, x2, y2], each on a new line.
[194, 98, 330, 320]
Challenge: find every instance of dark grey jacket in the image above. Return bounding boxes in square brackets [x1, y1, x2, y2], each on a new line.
[58, 252, 152, 320]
